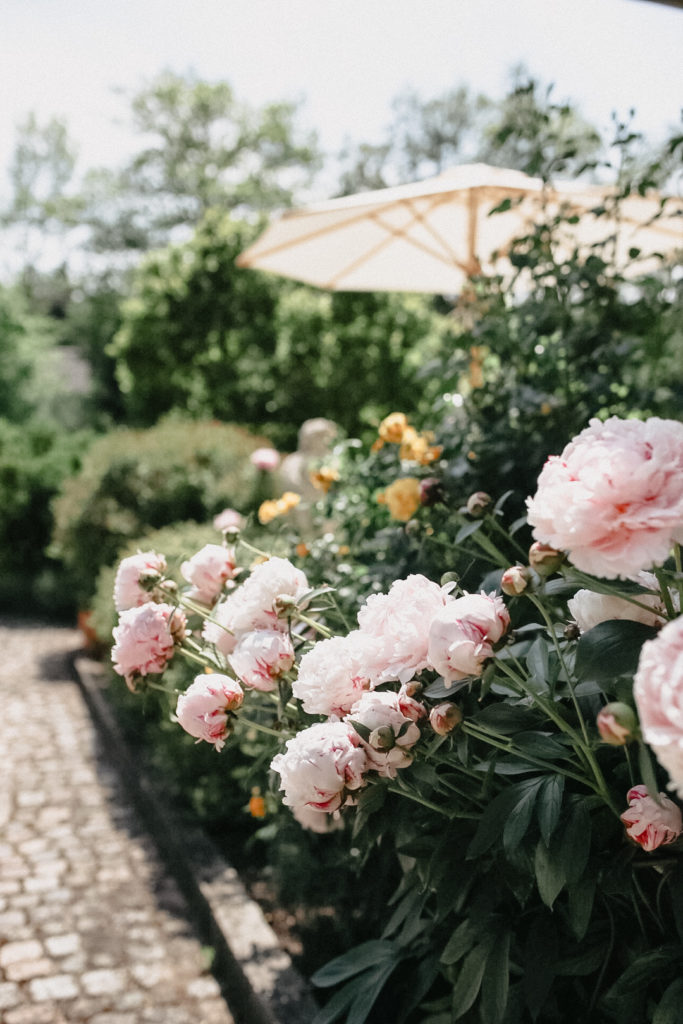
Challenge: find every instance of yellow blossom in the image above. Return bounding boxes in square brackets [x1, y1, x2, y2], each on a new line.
[295, 542, 310, 557]
[378, 412, 408, 444]
[310, 466, 340, 494]
[370, 438, 385, 453]
[384, 477, 421, 522]
[399, 426, 442, 465]
[258, 491, 301, 524]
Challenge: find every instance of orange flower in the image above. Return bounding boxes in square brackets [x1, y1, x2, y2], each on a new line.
[384, 477, 421, 522]
[370, 438, 385, 453]
[378, 412, 408, 444]
[295, 542, 310, 558]
[249, 787, 266, 819]
[310, 466, 340, 494]
[257, 499, 280, 525]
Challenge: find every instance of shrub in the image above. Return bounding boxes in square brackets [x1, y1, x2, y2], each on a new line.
[0, 417, 91, 615]
[51, 416, 274, 606]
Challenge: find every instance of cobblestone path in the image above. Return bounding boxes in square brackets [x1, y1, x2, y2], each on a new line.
[0, 619, 235, 1024]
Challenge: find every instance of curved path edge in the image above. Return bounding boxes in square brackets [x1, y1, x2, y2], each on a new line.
[71, 654, 318, 1024]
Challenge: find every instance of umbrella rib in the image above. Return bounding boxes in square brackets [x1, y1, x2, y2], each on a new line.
[327, 198, 475, 288]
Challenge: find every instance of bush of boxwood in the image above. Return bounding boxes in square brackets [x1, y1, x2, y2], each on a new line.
[51, 416, 274, 606]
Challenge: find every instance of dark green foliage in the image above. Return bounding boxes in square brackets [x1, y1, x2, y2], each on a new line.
[50, 417, 272, 605]
[0, 418, 90, 615]
[109, 211, 450, 447]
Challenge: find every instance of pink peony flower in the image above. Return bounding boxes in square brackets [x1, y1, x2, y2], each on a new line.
[428, 592, 510, 686]
[356, 574, 454, 684]
[568, 573, 675, 634]
[270, 721, 367, 815]
[620, 784, 682, 852]
[250, 447, 281, 472]
[634, 615, 683, 796]
[175, 673, 244, 751]
[526, 416, 683, 580]
[213, 507, 245, 533]
[113, 551, 167, 612]
[292, 805, 344, 834]
[112, 602, 186, 686]
[292, 632, 373, 716]
[180, 544, 237, 605]
[213, 557, 309, 637]
[228, 629, 295, 692]
[346, 690, 421, 778]
[202, 599, 239, 658]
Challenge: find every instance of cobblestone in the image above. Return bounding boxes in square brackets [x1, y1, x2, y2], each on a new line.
[0, 620, 235, 1023]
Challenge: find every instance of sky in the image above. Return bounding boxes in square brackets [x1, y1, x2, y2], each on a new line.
[1, 0, 682, 203]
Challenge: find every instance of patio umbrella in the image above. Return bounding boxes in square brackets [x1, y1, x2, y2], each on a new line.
[236, 163, 682, 294]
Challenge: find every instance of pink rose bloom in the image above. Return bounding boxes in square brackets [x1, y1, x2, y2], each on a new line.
[620, 784, 682, 852]
[292, 632, 373, 716]
[228, 629, 295, 692]
[271, 721, 367, 815]
[250, 447, 281, 472]
[213, 508, 245, 533]
[568, 572, 675, 633]
[356, 574, 454, 684]
[634, 615, 683, 796]
[527, 416, 683, 580]
[112, 603, 186, 686]
[428, 592, 510, 686]
[346, 690, 421, 778]
[175, 673, 244, 752]
[113, 551, 167, 612]
[214, 557, 310, 637]
[181, 544, 237, 605]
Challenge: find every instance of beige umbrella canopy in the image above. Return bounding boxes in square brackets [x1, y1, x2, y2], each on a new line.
[237, 163, 682, 294]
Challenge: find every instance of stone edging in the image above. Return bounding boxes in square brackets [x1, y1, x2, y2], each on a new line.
[71, 654, 318, 1024]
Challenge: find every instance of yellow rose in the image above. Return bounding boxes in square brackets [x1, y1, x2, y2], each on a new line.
[378, 412, 408, 444]
[384, 477, 421, 522]
[310, 466, 340, 494]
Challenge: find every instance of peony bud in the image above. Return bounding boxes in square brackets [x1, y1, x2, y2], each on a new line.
[368, 726, 396, 751]
[466, 491, 492, 518]
[596, 702, 638, 746]
[419, 477, 445, 507]
[429, 703, 463, 735]
[501, 565, 530, 596]
[528, 541, 564, 576]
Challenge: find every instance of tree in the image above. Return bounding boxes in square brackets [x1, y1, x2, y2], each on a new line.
[83, 70, 322, 251]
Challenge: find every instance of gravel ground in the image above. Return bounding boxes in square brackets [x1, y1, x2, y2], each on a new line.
[0, 618, 235, 1024]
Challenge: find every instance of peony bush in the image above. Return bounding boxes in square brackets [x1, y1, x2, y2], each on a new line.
[109, 412, 683, 1024]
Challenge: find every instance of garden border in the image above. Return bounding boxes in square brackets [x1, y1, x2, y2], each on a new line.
[71, 652, 318, 1024]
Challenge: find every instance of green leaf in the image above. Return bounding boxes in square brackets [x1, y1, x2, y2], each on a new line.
[473, 704, 541, 734]
[575, 620, 657, 681]
[312, 977, 360, 1024]
[560, 801, 592, 884]
[479, 929, 510, 1024]
[503, 777, 545, 852]
[514, 732, 572, 761]
[653, 978, 683, 1024]
[451, 943, 489, 1020]
[347, 959, 401, 1024]
[523, 913, 558, 1021]
[637, 740, 661, 799]
[441, 919, 476, 965]
[455, 520, 483, 543]
[566, 874, 596, 941]
[536, 775, 565, 845]
[534, 837, 566, 908]
[311, 940, 397, 988]
[468, 781, 539, 858]
[526, 636, 550, 687]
